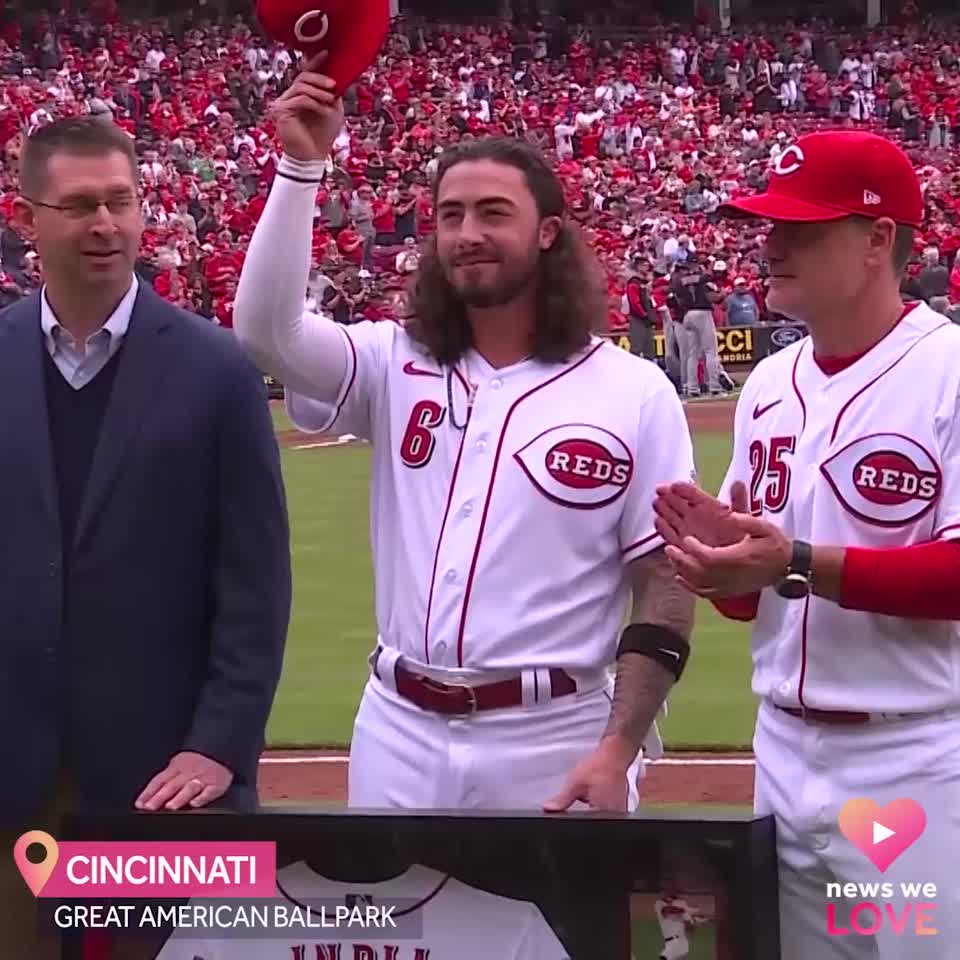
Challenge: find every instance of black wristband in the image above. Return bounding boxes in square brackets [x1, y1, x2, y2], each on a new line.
[275, 170, 323, 185]
[616, 623, 690, 680]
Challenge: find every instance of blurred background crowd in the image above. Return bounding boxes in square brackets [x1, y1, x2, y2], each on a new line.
[1, 0, 960, 338]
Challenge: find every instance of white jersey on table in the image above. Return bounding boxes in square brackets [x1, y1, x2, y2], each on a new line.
[719, 302, 960, 713]
[155, 862, 569, 959]
[286, 322, 694, 674]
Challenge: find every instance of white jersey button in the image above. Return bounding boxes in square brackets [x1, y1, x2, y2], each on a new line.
[444, 569, 457, 583]
[490, 378, 503, 390]
[475, 436, 488, 451]
[462, 501, 474, 516]
[779, 682, 791, 696]
[436, 641, 447, 656]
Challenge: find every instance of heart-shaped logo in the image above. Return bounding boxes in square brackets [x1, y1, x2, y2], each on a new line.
[838, 798, 926, 873]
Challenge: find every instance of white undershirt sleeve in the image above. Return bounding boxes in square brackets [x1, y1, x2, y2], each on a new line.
[232, 154, 348, 403]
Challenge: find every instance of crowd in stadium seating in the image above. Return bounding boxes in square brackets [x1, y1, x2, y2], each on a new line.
[2, 4, 960, 333]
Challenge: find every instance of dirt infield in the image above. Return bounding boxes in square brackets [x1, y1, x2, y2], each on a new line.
[683, 397, 737, 434]
[257, 752, 756, 807]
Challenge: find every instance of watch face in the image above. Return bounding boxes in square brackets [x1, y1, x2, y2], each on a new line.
[777, 574, 809, 599]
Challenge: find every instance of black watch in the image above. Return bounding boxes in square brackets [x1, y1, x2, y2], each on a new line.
[775, 540, 813, 599]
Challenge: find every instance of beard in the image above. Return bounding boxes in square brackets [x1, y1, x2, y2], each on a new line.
[443, 250, 540, 309]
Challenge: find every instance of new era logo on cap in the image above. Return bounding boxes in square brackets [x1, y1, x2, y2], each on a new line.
[718, 131, 923, 228]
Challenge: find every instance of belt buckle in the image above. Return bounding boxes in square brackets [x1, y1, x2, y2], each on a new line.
[421, 676, 478, 715]
[448, 681, 478, 715]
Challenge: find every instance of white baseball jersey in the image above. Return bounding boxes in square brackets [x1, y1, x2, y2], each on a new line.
[286, 323, 694, 675]
[719, 301, 960, 713]
[155, 861, 569, 959]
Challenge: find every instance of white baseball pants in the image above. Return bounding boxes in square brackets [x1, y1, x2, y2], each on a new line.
[754, 700, 960, 960]
[347, 654, 644, 812]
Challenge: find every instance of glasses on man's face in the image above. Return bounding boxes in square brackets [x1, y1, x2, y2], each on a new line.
[25, 194, 139, 220]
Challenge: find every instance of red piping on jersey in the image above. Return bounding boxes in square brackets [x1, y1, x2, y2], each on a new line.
[791, 343, 807, 435]
[622, 531, 660, 557]
[455, 341, 605, 667]
[797, 594, 811, 709]
[830, 320, 951, 444]
[323, 326, 358, 432]
[422, 365, 472, 664]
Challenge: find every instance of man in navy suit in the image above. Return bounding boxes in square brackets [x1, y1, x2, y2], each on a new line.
[0, 118, 292, 957]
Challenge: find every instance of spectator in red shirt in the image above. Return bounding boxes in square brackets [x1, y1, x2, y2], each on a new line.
[337, 223, 364, 265]
[372, 188, 397, 246]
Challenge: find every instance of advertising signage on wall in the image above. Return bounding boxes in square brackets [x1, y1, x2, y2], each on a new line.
[607, 322, 807, 365]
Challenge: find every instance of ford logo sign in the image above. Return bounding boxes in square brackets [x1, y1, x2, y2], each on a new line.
[770, 326, 804, 350]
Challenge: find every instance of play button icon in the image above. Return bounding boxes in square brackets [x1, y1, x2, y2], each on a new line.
[873, 821, 896, 845]
[839, 798, 926, 872]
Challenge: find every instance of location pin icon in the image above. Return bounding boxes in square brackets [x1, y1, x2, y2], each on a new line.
[13, 830, 59, 896]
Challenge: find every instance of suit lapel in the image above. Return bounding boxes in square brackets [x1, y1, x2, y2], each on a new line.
[73, 284, 175, 551]
[0, 294, 59, 527]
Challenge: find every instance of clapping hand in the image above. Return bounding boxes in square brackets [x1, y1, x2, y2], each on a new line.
[653, 480, 792, 598]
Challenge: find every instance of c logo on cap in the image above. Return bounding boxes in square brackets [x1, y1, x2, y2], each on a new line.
[294, 10, 330, 44]
[772, 144, 804, 177]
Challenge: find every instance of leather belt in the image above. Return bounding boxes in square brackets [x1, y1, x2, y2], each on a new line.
[374, 649, 577, 715]
[776, 705, 872, 725]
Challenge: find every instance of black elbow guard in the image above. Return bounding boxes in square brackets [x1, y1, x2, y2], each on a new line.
[617, 623, 690, 680]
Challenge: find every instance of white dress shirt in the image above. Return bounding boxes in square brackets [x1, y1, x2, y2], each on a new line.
[41, 275, 138, 390]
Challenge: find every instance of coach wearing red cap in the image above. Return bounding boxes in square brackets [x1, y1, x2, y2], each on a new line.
[655, 130, 960, 960]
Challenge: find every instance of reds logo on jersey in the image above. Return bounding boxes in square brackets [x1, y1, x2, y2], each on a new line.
[513, 424, 633, 509]
[820, 433, 942, 526]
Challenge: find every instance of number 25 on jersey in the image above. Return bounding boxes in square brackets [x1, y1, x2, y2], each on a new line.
[749, 436, 796, 515]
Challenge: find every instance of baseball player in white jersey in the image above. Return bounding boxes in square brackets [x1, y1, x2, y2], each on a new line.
[654, 894, 710, 960]
[154, 860, 570, 958]
[654, 131, 960, 959]
[233, 57, 697, 813]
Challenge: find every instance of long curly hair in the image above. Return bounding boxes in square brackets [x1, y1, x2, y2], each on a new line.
[404, 137, 607, 366]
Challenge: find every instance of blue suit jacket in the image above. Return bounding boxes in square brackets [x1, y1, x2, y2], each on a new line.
[0, 284, 291, 828]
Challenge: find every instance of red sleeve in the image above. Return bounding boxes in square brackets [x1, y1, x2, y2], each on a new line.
[714, 541, 960, 622]
[840, 540, 960, 620]
[712, 593, 760, 621]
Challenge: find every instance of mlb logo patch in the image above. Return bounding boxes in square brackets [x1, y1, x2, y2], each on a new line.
[863, 189, 882, 205]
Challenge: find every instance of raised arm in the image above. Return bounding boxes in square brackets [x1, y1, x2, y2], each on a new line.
[233, 53, 349, 403]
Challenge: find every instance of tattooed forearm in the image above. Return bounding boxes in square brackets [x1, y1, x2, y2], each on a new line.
[629, 547, 696, 637]
[603, 654, 676, 753]
[602, 549, 696, 754]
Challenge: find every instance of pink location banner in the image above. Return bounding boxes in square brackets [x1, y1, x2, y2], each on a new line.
[14, 832, 276, 899]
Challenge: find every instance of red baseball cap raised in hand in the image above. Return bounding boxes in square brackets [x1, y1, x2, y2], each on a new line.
[719, 131, 924, 228]
[255, 0, 390, 93]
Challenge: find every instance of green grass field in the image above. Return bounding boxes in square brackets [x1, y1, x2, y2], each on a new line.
[265, 407, 757, 751]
